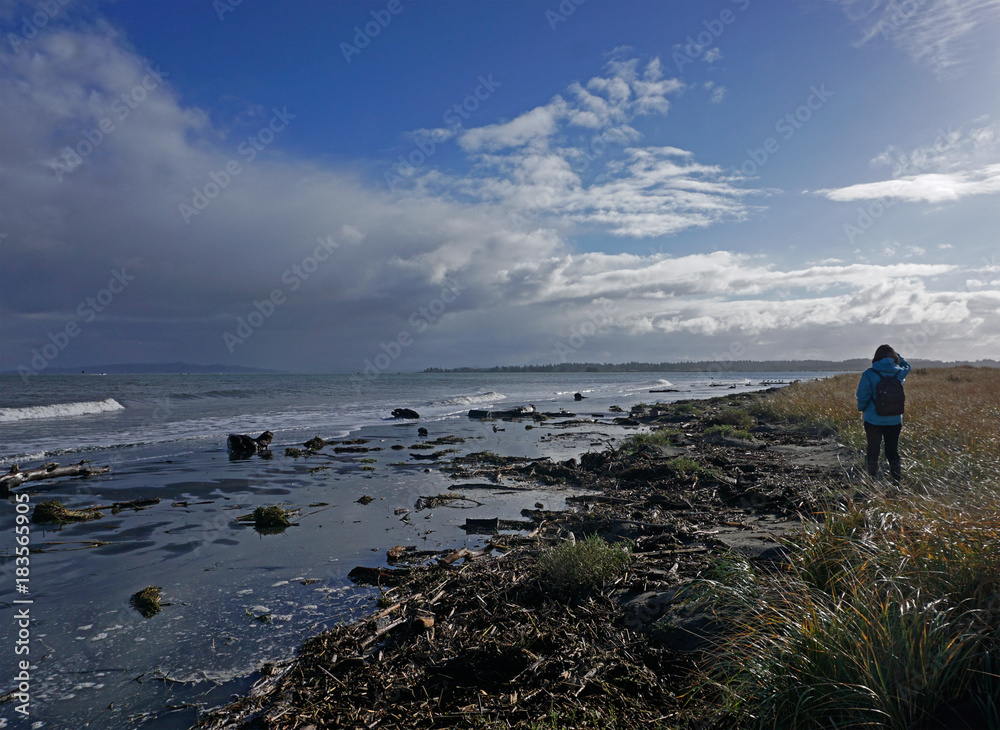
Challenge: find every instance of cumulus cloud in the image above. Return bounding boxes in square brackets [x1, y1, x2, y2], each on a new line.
[409, 59, 749, 238]
[2, 25, 997, 371]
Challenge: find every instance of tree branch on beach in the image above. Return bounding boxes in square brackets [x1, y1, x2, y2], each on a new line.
[0, 460, 110, 493]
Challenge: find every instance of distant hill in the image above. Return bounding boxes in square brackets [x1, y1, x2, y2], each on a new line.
[423, 359, 1000, 374]
[5, 362, 285, 375]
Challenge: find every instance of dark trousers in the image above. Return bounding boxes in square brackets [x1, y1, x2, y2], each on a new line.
[864, 421, 902, 480]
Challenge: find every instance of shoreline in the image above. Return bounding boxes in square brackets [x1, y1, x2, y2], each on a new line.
[197, 388, 859, 729]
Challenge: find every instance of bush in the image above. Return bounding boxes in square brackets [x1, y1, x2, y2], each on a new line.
[709, 407, 755, 430]
[703, 424, 753, 441]
[693, 481, 1000, 729]
[536, 535, 631, 600]
[617, 428, 680, 455]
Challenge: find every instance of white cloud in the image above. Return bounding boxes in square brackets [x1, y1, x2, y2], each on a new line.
[414, 60, 750, 238]
[839, 0, 1000, 73]
[704, 81, 727, 103]
[2, 26, 997, 370]
[816, 119, 1000, 203]
[818, 164, 1000, 202]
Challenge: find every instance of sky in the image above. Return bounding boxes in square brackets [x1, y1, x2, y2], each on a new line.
[1, 0, 998, 375]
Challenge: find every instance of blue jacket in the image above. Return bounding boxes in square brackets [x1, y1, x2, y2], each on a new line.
[857, 356, 911, 425]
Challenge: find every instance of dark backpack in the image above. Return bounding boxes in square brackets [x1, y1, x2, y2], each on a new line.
[874, 371, 905, 416]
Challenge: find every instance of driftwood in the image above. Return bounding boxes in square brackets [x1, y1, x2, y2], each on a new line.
[1, 460, 110, 492]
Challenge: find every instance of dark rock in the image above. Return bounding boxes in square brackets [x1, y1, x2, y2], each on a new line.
[303, 437, 326, 450]
[392, 408, 420, 419]
[227, 430, 273, 455]
[574, 392, 585, 400]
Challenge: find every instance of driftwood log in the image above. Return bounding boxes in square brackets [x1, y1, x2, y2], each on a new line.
[0, 460, 110, 493]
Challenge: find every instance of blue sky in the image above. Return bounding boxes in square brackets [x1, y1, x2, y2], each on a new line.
[1, 0, 998, 374]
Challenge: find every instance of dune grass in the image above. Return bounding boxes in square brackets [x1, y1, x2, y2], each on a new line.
[754, 366, 1000, 489]
[688, 367, 1000, 729]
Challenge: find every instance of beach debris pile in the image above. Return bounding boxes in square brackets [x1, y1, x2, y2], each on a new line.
[31, 499, 104, 524]
[196, 391, 862, 729]
[236, 505, 299, 533]
[130, 586, 163, 618]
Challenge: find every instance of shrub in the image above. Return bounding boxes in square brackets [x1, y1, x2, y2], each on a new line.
[709, 407, 755, 430]
[703, 424, 753, 441]
[536, 535, 631, 600]
[617, 428, 680, 455]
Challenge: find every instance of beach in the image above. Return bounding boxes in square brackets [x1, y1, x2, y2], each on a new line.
[0, 371, 837, 728]
[194, 368, 1000, 729]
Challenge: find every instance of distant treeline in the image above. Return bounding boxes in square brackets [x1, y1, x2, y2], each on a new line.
[423, 359, 1000, 374]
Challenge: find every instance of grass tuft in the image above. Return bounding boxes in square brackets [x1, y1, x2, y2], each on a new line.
[536, 535, 631, 601]
[688, 367, 1000, 729]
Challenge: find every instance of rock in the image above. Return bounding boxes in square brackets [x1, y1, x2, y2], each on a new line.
[412, 616, 434, 632]
[417, 427, 428, 437]
[303, 437, 326, 450]
[392, 408, 420, 419]
[227, 431, 273, 455]
[574, 392, 584, 400]
[622, 587, 686, 631]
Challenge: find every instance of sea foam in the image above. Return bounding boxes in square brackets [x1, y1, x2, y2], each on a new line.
[0, 397, 125, 422]
[437, 391, 507, 406]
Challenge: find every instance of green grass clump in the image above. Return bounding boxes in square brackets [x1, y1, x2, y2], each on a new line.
[702, 424, 753, 441]
[674, 403, 700, 415]
[709, 406, 755, 430]
[617, 428, 680, 455]
[536, 535, 631, 601]
[665, 456, 701, 476]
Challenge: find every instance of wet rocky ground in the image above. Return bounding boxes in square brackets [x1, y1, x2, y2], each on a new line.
[196, 391, 862, 729]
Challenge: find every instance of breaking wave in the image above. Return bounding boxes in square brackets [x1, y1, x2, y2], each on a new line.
[437, 391, 507, 406]
[0, 398, 125, 423]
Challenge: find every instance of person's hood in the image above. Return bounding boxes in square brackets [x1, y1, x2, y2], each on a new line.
[872, 357, 902, 374]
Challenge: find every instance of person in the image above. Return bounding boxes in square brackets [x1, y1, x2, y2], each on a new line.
[856, 344, 911, 481]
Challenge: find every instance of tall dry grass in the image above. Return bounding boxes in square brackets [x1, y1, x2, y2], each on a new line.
[755, 366, 1000, 489]
[687, 367, 1000, 729]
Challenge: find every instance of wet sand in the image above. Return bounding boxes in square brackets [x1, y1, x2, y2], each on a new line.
[196, 390, 860, 729]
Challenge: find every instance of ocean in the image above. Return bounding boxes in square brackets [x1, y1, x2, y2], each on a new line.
[0, 371, 834, 728]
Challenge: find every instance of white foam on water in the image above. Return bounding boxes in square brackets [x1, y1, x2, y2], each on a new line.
[0, 397, 125, 422]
